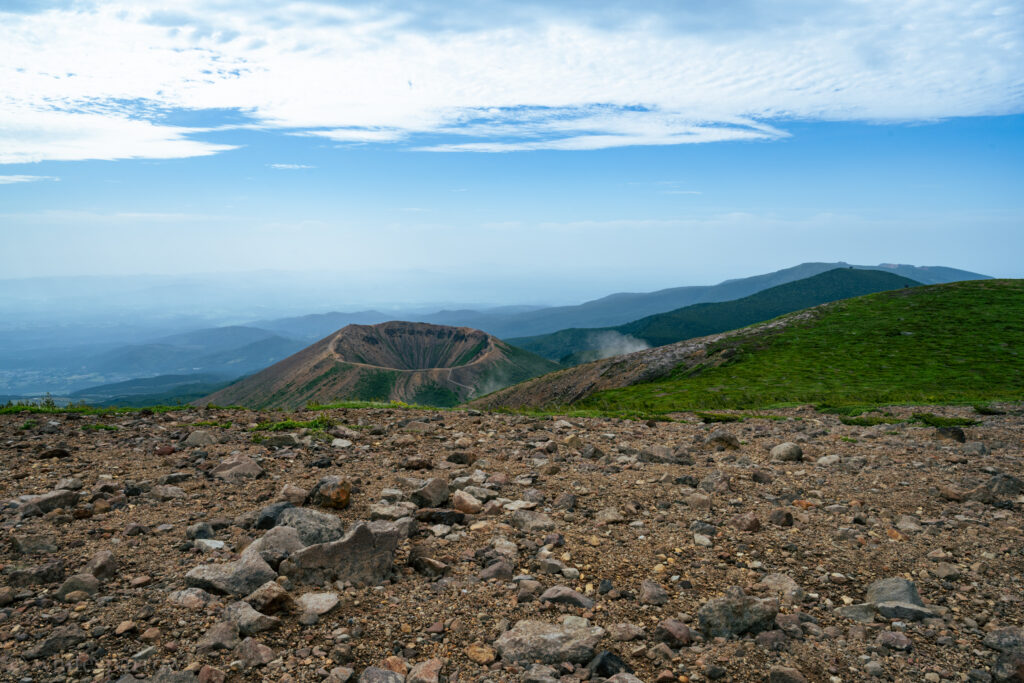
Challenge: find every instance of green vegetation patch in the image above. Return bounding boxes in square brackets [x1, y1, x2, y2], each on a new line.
[411, 383, 461, 408]
[973, 404, 1006, 415]
[911, 412, 980, 428]
[82, 423, 119, 432]
[19, 419, 38, 430]
[839, 415, 905, 426]
[575, 281, 1024, 414]
[252, 415, 334, 431]
[352, 369, 398, 402]
[694, 411, 744, 423]
[299, 362, 351, 395]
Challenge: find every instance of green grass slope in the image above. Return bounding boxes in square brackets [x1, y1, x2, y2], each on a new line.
[578, 279, 1024, 414]
[513, 268, 921, 363]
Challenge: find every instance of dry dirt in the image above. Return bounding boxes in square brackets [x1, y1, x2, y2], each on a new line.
[1, 403, 1022, 683]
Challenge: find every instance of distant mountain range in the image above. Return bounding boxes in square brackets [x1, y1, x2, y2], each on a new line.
[241, 262, 986, 342]
[0, 261, 989, 403]
[510, 268, 920, 363]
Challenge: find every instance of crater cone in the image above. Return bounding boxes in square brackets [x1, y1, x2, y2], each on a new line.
[199, 321, 559, 409]
[331, 324, 492, 370]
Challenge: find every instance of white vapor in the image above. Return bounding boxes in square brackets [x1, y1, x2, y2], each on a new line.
[1, 0, 1022, 162]
[588, 331, 651, 360]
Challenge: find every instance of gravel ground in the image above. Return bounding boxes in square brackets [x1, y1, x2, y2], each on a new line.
[1, 404, 1022, 683]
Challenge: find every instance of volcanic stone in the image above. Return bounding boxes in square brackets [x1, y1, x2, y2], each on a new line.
[411, 478, 449, 508]
[697, 586, 779, 637]
[223, 600, 281, 635]
[539, 585, 595, 609]
[279, 521, 399, 585]
[494, 619, 605, 664]
[275, 507, 346, 545]
[309, 475, 352, 509]
[770, 442, 803, 462]
[185, 552, 277, 596]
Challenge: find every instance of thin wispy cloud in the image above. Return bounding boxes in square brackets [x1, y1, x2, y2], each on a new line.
[269, 163, 315, 170]
[0, 175, 59, 184]
[1, 1, 1022, 163]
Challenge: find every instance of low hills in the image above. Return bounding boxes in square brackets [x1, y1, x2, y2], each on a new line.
[472, 279, 1024, 414]
[200, 321, 559, 409]
[86, 326, 305, 378]
[511, 268, 921, 363]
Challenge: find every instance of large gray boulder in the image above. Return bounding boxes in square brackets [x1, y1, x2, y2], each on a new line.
[494, 618, 605, 664]
[865, 577, 935, 621]
[279, 522, 400, 586]
[242, 526, 306, 570]
[697, 586, 779, 637]
[212, 454, 264, 484]
[222, 600, 281, 635]
[510, 509, 555, 532]
[185, 553, 277, 596]
[22, 624, 87, 659]
[25, 489, 79, 514]
[770, 442, 803, 462]
[276, 507, 346, 545]
[984, 627, 1024, 656]
[358, 668, 404, 683]
[184, 430, 218, 447]
[410, 478, 449, 508]
[706, 429, 740, 450]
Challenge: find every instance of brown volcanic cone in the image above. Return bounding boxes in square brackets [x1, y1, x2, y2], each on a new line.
[198, 321, 559, 409]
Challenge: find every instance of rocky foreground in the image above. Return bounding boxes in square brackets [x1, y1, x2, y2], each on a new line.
[1, 405, 1022, 683]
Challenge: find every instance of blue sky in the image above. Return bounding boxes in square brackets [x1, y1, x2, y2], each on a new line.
[1, 1, 1022, 304]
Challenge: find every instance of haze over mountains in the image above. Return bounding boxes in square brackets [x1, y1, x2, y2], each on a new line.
[0, 262, 990, 405]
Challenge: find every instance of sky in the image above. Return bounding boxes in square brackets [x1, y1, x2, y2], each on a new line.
[1, 0, 1023, 306]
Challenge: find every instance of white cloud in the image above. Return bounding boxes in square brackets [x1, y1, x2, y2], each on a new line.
[0, 175, 59, 184]
[0, 107, 235, 164]
[269, 163, 315, 170]
[1, 0, 1022, 162]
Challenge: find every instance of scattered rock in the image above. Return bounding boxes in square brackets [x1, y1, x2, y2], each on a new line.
[706, 429, 740, 450]
[212, 453, 264, 483]
[510, 509, 555, 532]
[770, 442, 803, 462]
[279, 522, 399, 585]
[410, 478, 449, 508]
[186, 552, 278, 596]
[494, 618, 605, 664]
[23, 624, 87, 659]
[539, 585, 595, 609]
[697, 586, 779, 637]
[639, 579, 669, 605]
[309, 475, 352, 509]
[865, 577, 935, 620]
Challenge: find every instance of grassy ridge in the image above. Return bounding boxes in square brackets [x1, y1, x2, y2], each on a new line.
[578, 280, 1024, 414]
[512, 268, 920, 363]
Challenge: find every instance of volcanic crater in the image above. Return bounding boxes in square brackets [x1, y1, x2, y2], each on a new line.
[200, 322, 559, 409]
